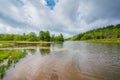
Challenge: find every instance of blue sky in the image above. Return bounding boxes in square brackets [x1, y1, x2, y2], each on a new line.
[46, 0, 56, 9]
[0, 0, 120, 38]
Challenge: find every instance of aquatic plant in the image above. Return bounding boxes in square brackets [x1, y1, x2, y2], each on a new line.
[0, 65, 5, 78]
[0, 50, 27, 78]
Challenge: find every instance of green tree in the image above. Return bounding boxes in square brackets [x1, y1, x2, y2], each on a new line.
[59, 33, 64, 42]
[50, 34, 55, 42]
[22, 33, 27, 41]
[13, 34, 22, 41]
[67, 24, 120, 41]
[39, 31, 45, 41]
[44, 31, 51, 41]
[55, 34, 64, 42]
[27, 32, 37, 41]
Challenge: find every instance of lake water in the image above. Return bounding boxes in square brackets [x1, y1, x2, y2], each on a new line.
[1, 41, 120, 80]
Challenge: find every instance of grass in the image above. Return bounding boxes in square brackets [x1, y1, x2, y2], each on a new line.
[0, 50, 27, 64]
[0, 41, 54, 45]
[0, 41, 11, 44]
[84, 38, 120, 43]
[0, 41, 12, 48]
[0, 65, 5, 78]
[0, 51, 9, 63]
[0, 50, 27, 78]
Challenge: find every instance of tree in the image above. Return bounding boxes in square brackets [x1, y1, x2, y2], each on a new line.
[59, 33, 64, 42]
[27, 32, 37, 41]
[0, 30, 65, 42]
[13, 34, 22, 41]
[44, 31, 51, 41]
[39, 31, 45, 41]
[50, 34, 55, 42]
[22, 33, 27, 41]
[55, 34, 64, 42]
[67, 24, 120, 41]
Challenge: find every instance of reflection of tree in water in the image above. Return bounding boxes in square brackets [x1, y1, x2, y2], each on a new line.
[28, 49, 36, 55]
[51, 43, 63, 51]
[15, 44, 38, 47]
[39, 43, 51, 55]
[51, 43, 63, 48]
[40, 48, 50, 55]
[39, 43, 51, 47]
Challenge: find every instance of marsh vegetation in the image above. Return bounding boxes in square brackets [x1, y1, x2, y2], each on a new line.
[0, 50, 26, 78]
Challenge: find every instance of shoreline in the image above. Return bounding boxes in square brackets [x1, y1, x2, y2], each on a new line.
[0, 41, 56, 47]
[83, 38, 120, 43]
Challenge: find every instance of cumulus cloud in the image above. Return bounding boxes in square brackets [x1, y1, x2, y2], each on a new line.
[0, 0, 120, 38]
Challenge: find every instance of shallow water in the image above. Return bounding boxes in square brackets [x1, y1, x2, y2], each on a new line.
[1, 41, 120, 80]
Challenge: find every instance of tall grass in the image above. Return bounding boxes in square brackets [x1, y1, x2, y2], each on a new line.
[0, 50, 27, 78]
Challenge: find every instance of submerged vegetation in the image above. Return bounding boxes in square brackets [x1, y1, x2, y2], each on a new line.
[0, 50, 26, 78]
[67, 24, 120, 43]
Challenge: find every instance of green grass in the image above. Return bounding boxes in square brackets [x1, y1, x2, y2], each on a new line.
[0, 51, 10, 63]
[84, 38, 120, 43]
[0, 41, 12, 48]
[0, 41, 11, 45]
[0, 50, 26, 64]
[0, 65, 5, 78]
[0, 50, 27, 78]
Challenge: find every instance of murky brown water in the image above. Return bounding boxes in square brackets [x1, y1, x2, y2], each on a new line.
[1, 42, 120, 80]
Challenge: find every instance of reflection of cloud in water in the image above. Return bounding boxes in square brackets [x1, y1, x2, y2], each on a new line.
[27, 49, 36, 54]
[3, 53, 84, 80]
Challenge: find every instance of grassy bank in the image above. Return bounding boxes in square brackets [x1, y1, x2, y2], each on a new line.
[0, 41, 54, 44]
[0, 50, 27, 78]
[84, 38, 120, 43]
[0, 41, 30, 44]
[0, 41, 11, 45]
[0, 50, 26, 63]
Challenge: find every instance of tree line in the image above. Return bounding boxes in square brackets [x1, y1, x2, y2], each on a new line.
[67, 24, 120, 40]
[0, 31, 64, 42]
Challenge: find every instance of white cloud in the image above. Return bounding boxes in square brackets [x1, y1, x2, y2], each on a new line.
[0, 0, 120, 38]
[0, 23, 22, 34]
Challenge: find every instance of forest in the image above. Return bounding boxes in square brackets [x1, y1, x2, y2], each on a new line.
[67, 24, 120, 41]
[0, 31, 64, 42]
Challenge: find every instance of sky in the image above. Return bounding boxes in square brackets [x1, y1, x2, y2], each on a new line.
[0, 0, 120, 38]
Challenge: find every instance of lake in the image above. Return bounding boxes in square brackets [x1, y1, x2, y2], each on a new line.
[0, 41, 120, 80]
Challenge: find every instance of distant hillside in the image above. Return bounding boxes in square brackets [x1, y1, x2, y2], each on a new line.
[67, 24, 120, 41]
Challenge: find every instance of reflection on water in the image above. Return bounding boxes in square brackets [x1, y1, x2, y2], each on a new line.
[0, 42, 120, 80]
[40, 48, 50, 55]
[40, 43, 51, 55]
[76, 42, 120, 80]
[28, 49, 36, 54]
[0, 50, 27, 79]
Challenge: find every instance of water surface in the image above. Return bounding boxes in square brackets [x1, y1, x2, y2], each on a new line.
[1, 41, 120, 80]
